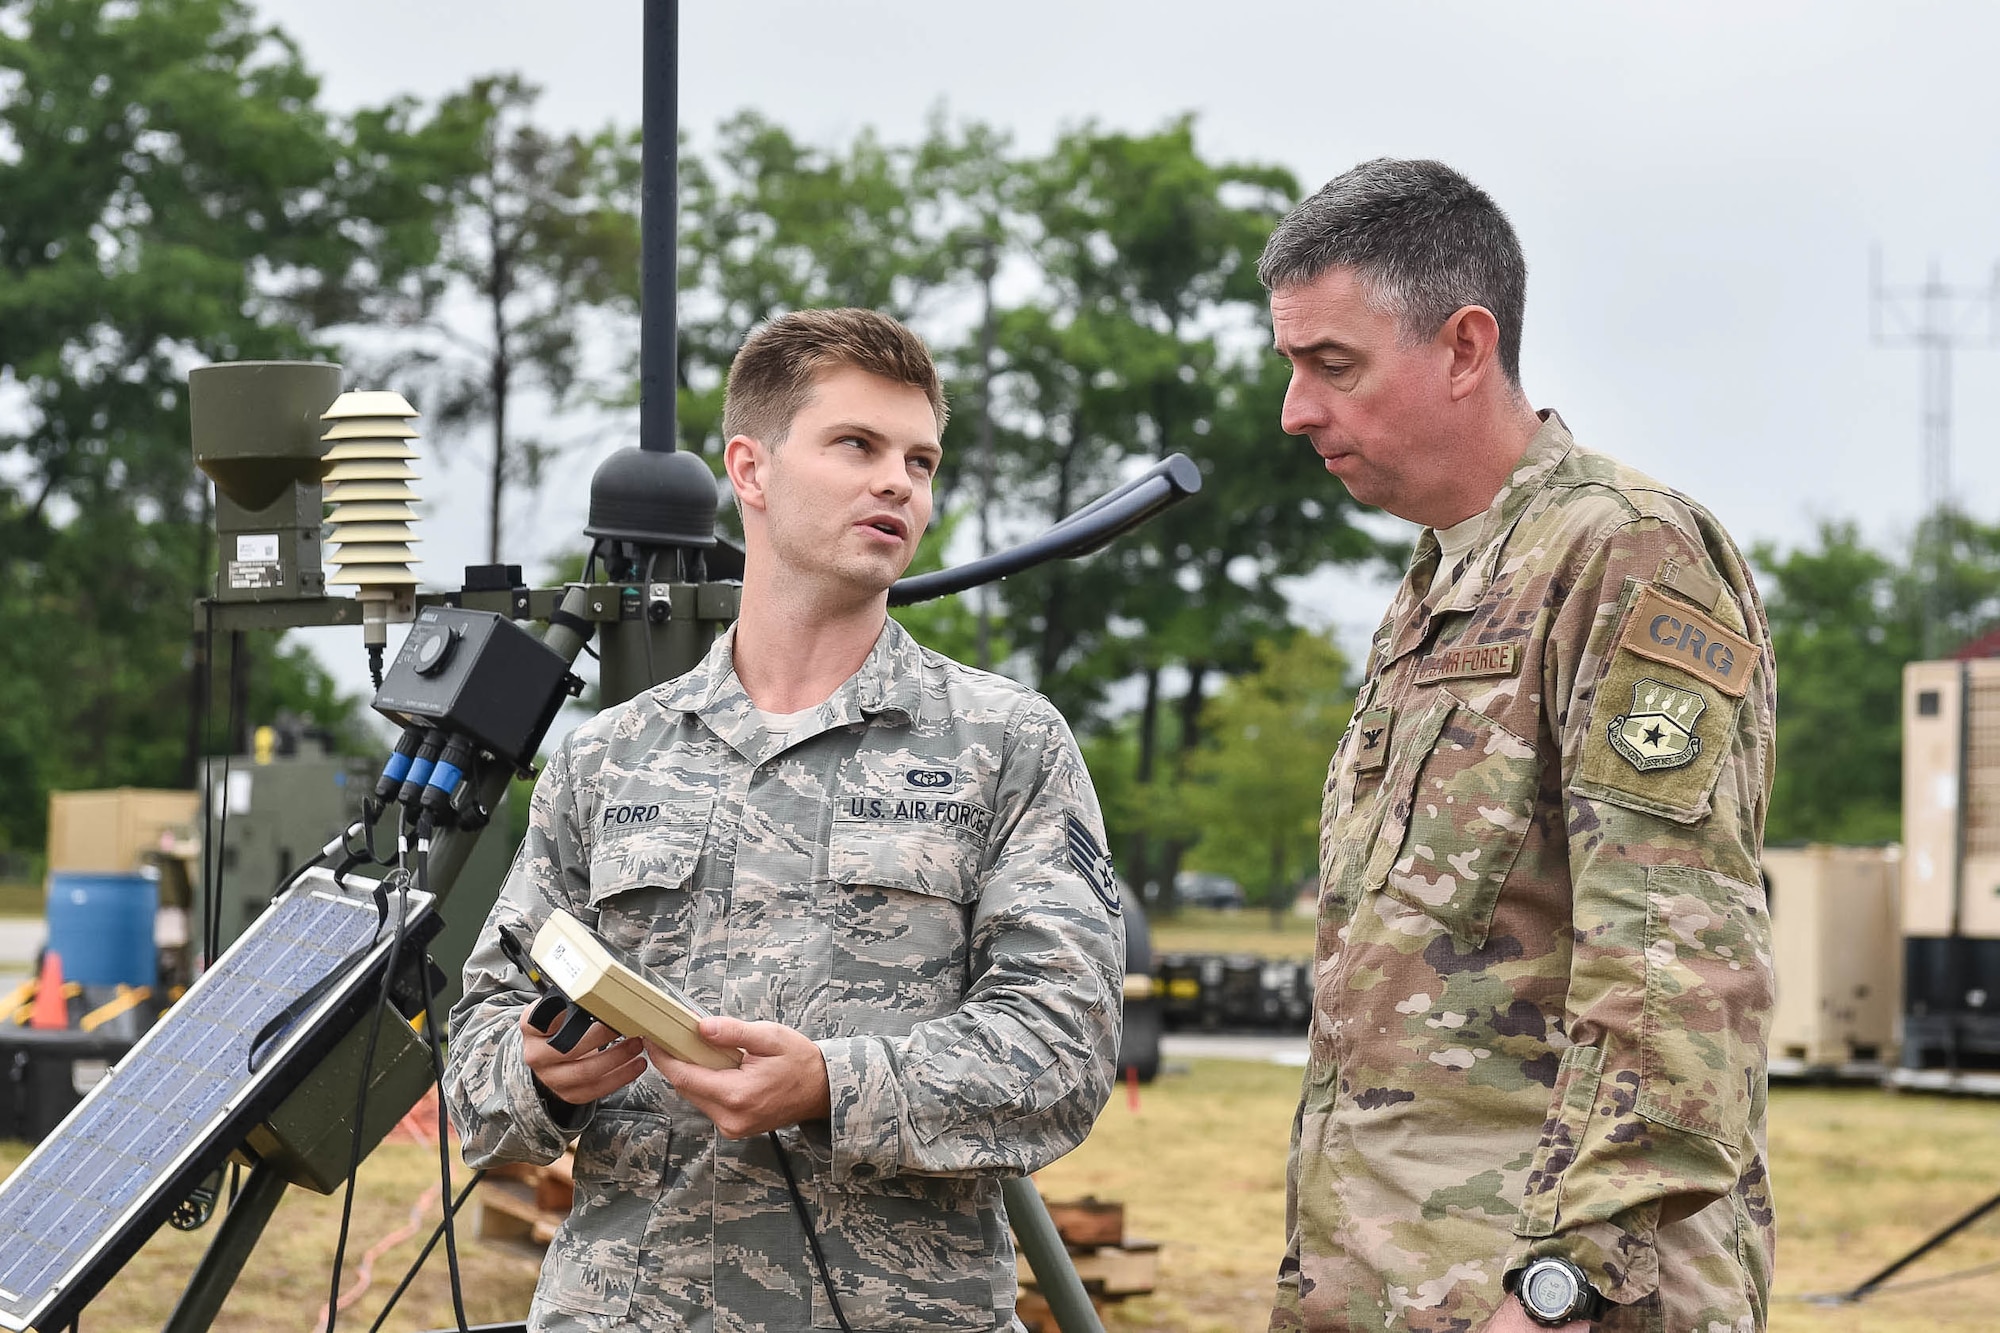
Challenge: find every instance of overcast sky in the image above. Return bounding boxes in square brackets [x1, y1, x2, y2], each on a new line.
[256, 0, 2000, 700]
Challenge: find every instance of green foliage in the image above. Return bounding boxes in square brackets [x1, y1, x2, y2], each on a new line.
[1754, 521, 1910, 844]
[1903, 508, 2000, 659]
[351, 74, 643, 564]
[0, 0, 446, 855]
[1754, 510, 2000, 846]
[888, 511, 1003, 666]
[675, 111, 956, 460]
[1176, 631, 1352, 908]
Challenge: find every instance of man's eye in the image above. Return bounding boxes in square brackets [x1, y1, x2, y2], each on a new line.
[1319, 362, 1350, 377]
[911, 455, 938, 475]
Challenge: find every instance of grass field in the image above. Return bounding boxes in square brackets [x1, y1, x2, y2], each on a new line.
[1038, 1067, 2000, 1332]
[0, 1131, 544, 1331]
[0, 881, 40, 918]
[1147, 906, 1316, 961]
[8, 1066, 2000, 1331]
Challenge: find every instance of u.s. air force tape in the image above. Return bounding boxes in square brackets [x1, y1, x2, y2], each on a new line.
[1065, 813, 1121, 916]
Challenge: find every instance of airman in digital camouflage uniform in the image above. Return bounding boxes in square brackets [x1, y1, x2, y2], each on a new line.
[1263, 160, 1776, 1332]
[444, 308, 1124, 1332]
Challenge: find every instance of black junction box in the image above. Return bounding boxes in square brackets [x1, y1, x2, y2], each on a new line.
[372, 607, 573, 771]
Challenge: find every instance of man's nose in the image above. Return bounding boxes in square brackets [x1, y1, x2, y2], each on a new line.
[873, 454, 913, 500]
[1280, 372, 1323, 436]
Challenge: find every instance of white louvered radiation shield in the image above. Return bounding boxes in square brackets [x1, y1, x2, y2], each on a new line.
[320, 391, 421, 649]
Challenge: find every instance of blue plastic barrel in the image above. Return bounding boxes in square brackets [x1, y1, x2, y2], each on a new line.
[45, 872, 158, 988]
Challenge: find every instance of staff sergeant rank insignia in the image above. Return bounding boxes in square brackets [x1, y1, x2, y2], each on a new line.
[1065, 813, 1121, 916]
[1608, 678, 1706, 771]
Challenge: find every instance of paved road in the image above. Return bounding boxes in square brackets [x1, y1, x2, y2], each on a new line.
[0, 917, 41, 990]
[1161, 1032, 1309, 1065]
[0, 916, 43, 989]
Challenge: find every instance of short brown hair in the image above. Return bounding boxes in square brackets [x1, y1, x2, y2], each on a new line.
[721, 308, 949, 445]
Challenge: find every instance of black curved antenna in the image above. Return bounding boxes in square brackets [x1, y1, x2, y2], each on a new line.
[889, 453, 1202, 607]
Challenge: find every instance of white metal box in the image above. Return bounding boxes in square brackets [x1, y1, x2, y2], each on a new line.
[1767, 844, 1901, 1067]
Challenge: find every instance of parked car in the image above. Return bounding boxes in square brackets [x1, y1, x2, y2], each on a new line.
[1174, 870, 1245, 910]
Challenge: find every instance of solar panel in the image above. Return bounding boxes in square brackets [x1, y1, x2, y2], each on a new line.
[0, 870, 436, 1333]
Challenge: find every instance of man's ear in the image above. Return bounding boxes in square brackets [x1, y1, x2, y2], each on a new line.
[723, 433, 769, 513]
[1439, 305, 1502, 403]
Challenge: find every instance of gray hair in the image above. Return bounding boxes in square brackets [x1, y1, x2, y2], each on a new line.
[1258, 159, 1527, 384]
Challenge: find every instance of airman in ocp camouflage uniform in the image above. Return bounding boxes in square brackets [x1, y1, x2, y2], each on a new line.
[444, 309, 1123, 1333]
[1263, 162, 1776, 1332]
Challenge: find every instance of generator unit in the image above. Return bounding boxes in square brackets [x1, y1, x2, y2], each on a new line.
[1766, 844, 1900, 1073]
[1900, 659, 2000, 1070]
[198, 731, 515, 1012]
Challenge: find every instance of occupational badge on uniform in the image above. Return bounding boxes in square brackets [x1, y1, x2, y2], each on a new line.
[1607, 678, 1706, 771]
[1065, 813, 1121, 915]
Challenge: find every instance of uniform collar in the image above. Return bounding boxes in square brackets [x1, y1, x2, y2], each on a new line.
[1374, 410, 1576, 675]
[655, 616, 924, 764]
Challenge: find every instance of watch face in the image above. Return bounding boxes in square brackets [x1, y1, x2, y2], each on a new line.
[1523, 1262, 1579, 1318]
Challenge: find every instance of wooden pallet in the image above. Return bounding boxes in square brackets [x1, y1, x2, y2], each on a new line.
[470, 1165, 1161, 1315]
[472, 1152, 575, 1248]
[1016, 1192, 1159, 1330]
[1016, 1238, 1161, 1300]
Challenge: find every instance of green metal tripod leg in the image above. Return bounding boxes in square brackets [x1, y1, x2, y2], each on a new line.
[1004, 1175, 1105, 1333]
[160, 1162, 290, 1333]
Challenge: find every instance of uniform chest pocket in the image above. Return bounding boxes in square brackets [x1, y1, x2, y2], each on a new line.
[585, 797, 712, 968]
[1365, 695, 1539, 950]
[827, 818, 981, 1034]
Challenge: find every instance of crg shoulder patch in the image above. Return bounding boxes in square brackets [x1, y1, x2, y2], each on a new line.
[1573, 582, 1750, 823]
[1617, 586, 1753, 698]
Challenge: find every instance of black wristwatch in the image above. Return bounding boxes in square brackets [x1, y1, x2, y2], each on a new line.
[1510, 1255, 1604, 1325]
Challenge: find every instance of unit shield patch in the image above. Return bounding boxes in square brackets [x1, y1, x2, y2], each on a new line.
[1608, 678, 1707, 771]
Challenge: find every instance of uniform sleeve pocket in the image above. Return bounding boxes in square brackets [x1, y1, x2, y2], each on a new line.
[1638, 865, 1773, 1144]
[534, 1108, 672, 1319]
[1370, 696, 1539, 949]
[1570, 581, 1748, 825]
[1514, 1042, 1605, 1238]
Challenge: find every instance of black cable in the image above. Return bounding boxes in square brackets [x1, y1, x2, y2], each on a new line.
[210, 757, 232, 965]
[413, 846, 471, 1332]
[214, 631, 252, 964]
[769, 1130, 853, 1332]
[1783, 1255, 2000, 1304]
[246, 872, 391, 1073]
[640, 549, 659, 688]
[363, 1170, 486, 1333]
[197, 600, 217, 975]
[324, 865, 414, 1333]
[271, 816, 373, 905]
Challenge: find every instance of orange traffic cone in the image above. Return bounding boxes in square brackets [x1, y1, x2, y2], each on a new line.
[30, 951, 68, 1030]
